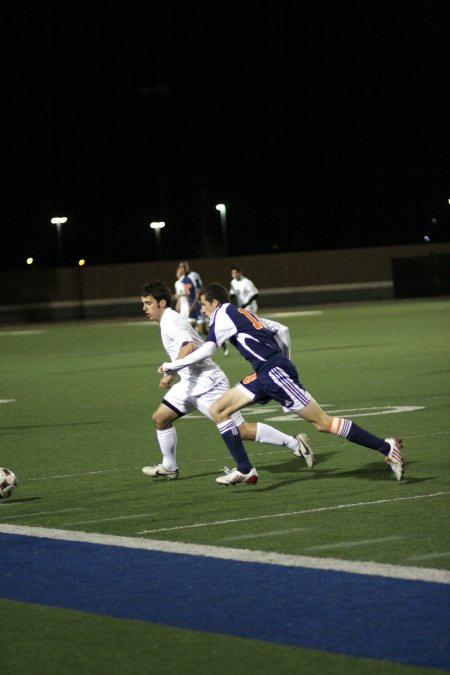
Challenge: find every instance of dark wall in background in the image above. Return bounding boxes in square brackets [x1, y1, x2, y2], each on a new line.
[2, 243, 449, 306]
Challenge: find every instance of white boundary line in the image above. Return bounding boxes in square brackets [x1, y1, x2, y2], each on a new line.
[136, 492, 450, 534]
[0, 523, 448, 585]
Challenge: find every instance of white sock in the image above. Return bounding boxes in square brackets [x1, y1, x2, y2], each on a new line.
[255, 423, 297, 450]
[156, 427, 177, 470]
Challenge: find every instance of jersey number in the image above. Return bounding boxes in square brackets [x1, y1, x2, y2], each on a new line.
[238, 308, 263, 329]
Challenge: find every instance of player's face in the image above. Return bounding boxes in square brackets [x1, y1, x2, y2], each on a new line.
[141, 295, 165, 322]
[231, 269, 241, 280]
[200, 296, 217, 318]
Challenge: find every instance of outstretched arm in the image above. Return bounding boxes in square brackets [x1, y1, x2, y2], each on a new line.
[261, 318, 291, 359]
[158, 340, 217, 373]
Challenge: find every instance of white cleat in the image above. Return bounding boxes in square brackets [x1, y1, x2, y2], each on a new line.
[384, 438, 404, 480]
[293, 433, 315, 468]
[216, 466, 258, 486]
[142, 463, 179, 480]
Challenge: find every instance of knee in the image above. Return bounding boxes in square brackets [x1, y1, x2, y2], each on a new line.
[210, 401, 226, 424]
[152, 409, 171, 430]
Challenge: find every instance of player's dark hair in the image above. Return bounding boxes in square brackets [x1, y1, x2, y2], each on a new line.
[231, 265, 242, 272]
[202, 283, 230, 305]
[140, 281, 171, 305]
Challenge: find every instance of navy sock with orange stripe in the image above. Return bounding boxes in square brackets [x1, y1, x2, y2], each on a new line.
[328, 417, 388, 454]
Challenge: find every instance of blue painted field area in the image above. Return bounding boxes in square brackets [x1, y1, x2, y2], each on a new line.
[1, 532, 449, 670]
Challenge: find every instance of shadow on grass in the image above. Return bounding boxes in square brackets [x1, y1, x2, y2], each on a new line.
[0, 421, 113, 432]
[258, 455, 423, 487]
[0, 496, 42, 506]
[263, 451, 337, 473]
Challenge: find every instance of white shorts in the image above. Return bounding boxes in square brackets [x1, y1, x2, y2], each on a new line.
[162, 377, 244, 426]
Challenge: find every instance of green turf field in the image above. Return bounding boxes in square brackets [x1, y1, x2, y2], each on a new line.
[1, 298, 449, 674]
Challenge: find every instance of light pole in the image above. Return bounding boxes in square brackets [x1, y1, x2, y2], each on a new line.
[215, 203, 228, 255]
[150, 221, 166, 259]
[50, 217, 68, 266]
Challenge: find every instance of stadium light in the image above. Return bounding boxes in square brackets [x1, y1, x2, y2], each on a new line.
[50, 216, 68, 266]
[149, 221, 166, 259]
[215, 204, 228, 255]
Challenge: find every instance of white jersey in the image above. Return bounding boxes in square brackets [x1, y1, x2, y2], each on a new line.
[174, 278, 189, 318]
[230, 276, 259, 312]
[160, 308, 226, 396]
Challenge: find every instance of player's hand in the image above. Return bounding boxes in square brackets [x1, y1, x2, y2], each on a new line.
[158, 363, 171, 374]
[159, 373, 174, 389]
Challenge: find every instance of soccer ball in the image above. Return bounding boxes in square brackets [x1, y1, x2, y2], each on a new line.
[0, 468, 17, 499]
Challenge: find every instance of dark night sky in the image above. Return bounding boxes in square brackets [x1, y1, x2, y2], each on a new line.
[2, 4, 449, 269]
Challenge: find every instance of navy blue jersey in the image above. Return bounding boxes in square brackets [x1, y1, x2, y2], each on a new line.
[180, 274, 197, 316]
[206, 303, 282, 371]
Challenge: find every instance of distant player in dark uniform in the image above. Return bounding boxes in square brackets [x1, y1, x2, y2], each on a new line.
[178, 261, 207, 335]
[159, 283, 404, 485]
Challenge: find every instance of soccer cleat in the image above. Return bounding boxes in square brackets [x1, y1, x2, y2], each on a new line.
[142, 463, 179, 480]
[216, 466, 258, 486]
[293, 433, 315, 468]
[222, 344, 229, 356]
[384, 438, 404, 480]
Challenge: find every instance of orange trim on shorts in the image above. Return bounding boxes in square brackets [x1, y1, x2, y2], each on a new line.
[242, 373, 257, 385]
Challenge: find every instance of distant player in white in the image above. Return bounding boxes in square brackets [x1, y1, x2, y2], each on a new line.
[230, 266, 259, 312]
[174, 263, 190, 319]
[140, 281, 310, 480]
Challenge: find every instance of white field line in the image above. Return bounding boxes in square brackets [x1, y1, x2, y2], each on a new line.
[406, 552, 450, 562]
[43, 491, 450, 529]
[304, 536, 404, 552]
[0, 523, 448, 585]
[66, 512, 159, 525]
[221, 527, 310, 542]
[137, 492, 450, 535]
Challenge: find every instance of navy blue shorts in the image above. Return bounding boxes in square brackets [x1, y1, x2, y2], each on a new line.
[236, 356, 311, 412]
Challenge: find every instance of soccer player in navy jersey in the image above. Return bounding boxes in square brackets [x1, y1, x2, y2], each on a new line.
[159, 283, 404, 486]
[179, 261, 207, 336]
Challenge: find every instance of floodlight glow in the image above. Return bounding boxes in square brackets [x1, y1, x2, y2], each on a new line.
[26, 257, 33, 265]
[78, 259, 86, 266]
[150, 221, 165, 230]
[51, 217, 68, 224]
[215, 204, 226, 213]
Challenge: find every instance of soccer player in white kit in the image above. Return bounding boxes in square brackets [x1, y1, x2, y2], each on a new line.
[140, 281, 313, 480]
[230, 266, 259, 312]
